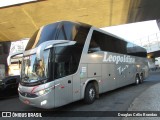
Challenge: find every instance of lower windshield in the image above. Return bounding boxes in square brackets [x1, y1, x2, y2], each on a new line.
[21, 50, 50, 83]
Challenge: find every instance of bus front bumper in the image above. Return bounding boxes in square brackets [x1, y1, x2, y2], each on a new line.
[19, 91, 55, 109]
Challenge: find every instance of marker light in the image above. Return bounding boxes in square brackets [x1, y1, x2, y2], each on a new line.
[41, 100, 47, 106]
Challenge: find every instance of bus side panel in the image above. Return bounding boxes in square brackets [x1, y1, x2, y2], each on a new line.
[141, 58, 149, 79]
[144, 65, 149, 79]
[115, 64, 127, 88]
[79, 64, 88, 99]
[54, 76, 73, 107]
[126, 64, 136, 84]
[102, 63, 116, 93]
[87, 64, 102, 93]
[87, 64, 101, 78]
[73, 71, 81, 101]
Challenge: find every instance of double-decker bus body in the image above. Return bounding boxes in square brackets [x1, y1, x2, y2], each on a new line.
[18, 21, 149, 109]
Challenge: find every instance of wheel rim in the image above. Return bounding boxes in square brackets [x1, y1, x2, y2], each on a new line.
[136, 77, 139, 84]
[89, 88, 95, 100]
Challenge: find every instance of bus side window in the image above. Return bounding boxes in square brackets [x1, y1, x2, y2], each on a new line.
[88, 30, 128, 54]
[54, 55, 71, 79]
[88, 30, 118, 53]
[88, 39, 101, 53]
[53, 46, 74, 79]
[88, 31, 101, 53]
[127, 42, 135, 56]
[53, 45, 83, 79]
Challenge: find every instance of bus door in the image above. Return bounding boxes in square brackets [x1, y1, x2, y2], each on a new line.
[54, 54, 73, 107]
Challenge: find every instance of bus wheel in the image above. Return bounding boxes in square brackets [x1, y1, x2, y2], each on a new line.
[135, 75, 140, 85]
[84, 83, 96, 104]
[140, 74, 144, 84]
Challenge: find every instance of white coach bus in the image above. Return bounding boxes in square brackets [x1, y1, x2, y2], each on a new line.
[18, 21, 149, 109]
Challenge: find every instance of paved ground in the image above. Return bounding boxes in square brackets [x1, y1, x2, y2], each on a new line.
[0, 72, 160, 120]
[123, 72, 160, 120]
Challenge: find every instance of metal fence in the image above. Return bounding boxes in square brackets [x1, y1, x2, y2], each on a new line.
[134, 32, 160, 53]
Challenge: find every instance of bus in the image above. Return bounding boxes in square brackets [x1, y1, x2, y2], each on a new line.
[18, 21, 149, 109]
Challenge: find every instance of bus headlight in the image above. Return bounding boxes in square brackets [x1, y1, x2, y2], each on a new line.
[35, 87, 52, 96]
[38, 90, 45, 95]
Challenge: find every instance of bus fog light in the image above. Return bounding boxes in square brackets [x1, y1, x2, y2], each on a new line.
[41, 100, 47, 106]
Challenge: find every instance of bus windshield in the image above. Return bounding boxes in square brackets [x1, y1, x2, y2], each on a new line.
[21, 50, 50, 83]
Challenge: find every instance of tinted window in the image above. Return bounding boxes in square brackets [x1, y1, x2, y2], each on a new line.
[53, 45, 82, 79]
[54, 55, 71, 79]
[37, 23, 59, 46]
[127, 42, 135, 56]
[57, 26, 67, 40]
[89, 30, 147, 57]
[88, 31, 127, 54]
[63, 23, 76, 40]
[26, 23, 58, 50]
[134, 45, 147, 57]
[26, 21, 91, 50]
[126, 43, 147, 57]
[25, 30, 39, 50]
[116, 40, 127, 54]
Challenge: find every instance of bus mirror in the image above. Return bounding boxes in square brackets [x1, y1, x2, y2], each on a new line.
[18, 60, 21, 68]
[7, 52, 23, 66]
[7, 56, 11, 65]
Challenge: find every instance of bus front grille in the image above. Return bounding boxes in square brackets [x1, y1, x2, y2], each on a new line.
[19, 91, 38, 98]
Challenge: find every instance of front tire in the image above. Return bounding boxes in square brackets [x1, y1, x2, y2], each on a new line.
[135, 75, 140, 85]
[84, 83, 96, 104]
